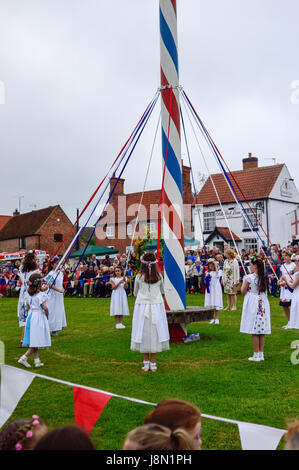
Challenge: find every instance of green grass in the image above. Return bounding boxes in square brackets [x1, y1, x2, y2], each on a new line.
[0, 294, 298, 450]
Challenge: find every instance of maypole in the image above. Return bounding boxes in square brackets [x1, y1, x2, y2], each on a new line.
[159, 0, 186, 311]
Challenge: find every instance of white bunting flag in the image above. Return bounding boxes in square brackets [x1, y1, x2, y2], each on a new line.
[0, 365, 35, 428]
[238, 422, 286, 450]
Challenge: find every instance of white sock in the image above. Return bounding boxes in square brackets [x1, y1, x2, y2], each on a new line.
[254, 352, 259, 358]
[258, 352, 264, 358]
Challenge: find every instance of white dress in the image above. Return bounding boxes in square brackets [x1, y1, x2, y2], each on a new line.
[279, 262, 296, 305]
[110, 277, 129, 317]
[23, 292, 51, 348]
[131, 275, 169, 353]
[46, 270, 67, 332]
[289, 271, 299, 329]
[204, 271, 223, 310]
[240, 273, 271, 335]
[17, 269, 41, 327]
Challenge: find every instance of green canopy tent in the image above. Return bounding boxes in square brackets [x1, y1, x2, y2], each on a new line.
[69, 246, 118, 258]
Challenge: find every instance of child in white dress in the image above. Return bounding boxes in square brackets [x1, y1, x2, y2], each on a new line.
[281, 255, 299, 330]
[240, 256, 271, 362]
[18, 273, 51, 368]
[110, 267, 129, 329]
[45, 256, 67, 336]
[17, 251, 41, 347]
[205, 259, 223, 324]
[278, 250, 296, 329]
[131, 252, 169, 372]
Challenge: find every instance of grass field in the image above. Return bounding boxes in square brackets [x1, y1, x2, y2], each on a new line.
[0, 294, 298, 450]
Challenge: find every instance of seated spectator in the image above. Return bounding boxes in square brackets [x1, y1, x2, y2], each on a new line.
[103, 254, 111, 267]
[76, 265, 88, 297]
[144, 399, 202, 450]
[123, 423, 196, 450]
[0, 270, 8, 297]
[94, 266, 107, 297]
[83, 265, 96, 297]
[10, 268, 20, 297]
[33, 425, 95, 450]
[0, 416, 48, 450]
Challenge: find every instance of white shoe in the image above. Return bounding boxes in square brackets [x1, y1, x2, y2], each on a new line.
[34, 359, 44, 367]
[209, 319, 215, 324]
[118, 324, 126, 329]
[150, 362, 157, 372]
[18, 356, 31, 368]
[282, 323, 291, 329]
[248, 356, 261, 362]
[214, 319, 220, 325]
[141, 361, 150, 372]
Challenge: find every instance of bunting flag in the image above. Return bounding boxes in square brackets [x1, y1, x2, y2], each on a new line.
[73, 387, 112, 434]
[238, 422, 286, 451]
[0, 365, 286, 449]
[0, 365, 35, 428]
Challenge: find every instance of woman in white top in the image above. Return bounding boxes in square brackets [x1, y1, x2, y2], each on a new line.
[131, 252, 169, 372]
[278, 250, 296, 329]
[222, 249, 240, 311]
[240, 256, 271, 362]
[281, 254, 299, 330]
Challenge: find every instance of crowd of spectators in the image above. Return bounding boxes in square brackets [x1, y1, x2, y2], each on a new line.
[0, 242, 298, 299]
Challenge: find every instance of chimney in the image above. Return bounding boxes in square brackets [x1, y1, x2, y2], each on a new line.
[109, 174, 125, 201]
[242, 152, 258, 170]
[182, 164, 192, 194]
[13, 209, 20, 216]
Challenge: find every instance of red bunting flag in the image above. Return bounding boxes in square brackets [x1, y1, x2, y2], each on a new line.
[73, 387, 112, 434]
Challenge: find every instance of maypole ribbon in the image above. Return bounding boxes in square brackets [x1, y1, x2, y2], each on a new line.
[43, 90, 160, 274]
[181, 89, 280, 278]
[59, 92, 160, 291]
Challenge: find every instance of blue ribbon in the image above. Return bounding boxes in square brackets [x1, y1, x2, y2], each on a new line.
[205, 273, 211, 294]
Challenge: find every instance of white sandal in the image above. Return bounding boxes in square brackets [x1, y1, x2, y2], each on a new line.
[141, 361, 150, 372]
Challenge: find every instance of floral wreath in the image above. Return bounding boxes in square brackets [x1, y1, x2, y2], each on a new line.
[250, 255, 264, 264]
[282, 249, 293, 257]
[28, 277, 44, 287]
[140, 255, 158, 266]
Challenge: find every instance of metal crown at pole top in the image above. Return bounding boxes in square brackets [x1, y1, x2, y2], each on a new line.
[159, 0, 186, 310]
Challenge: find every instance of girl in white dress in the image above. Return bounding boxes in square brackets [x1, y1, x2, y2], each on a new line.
[131, 252, 169, 372]
[281, 254, 299, 330]
[18, 273, 51, 368]
[240, 256, 271, 362]
[278, 250, 296, 329]
[17, 251, 41, 347]
[45, 256, 67, 336]
[205, 259, 223, 325]
[110, 266, 129, 329]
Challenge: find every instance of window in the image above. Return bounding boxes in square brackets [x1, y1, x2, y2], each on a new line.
[203, 212, 215, 232]
[146, 222, 156, 235]
[106, 225, 115, 238]
[54, 233, 63, 242]
[19, 237, 26, 250]
[127, 223, 133, 236]
[243, 208, 259, 230]
[244, 238, 258, 252]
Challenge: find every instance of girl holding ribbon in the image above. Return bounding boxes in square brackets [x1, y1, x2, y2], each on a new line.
[18, 273, 51, 368]
[240, 256, 271, 362]
[45, 256, 67, 337]
[110, 266, 129, 329]
[205, 259, 223, 325]
[278, 249, 296, 329]
[130, 252, 169, 372]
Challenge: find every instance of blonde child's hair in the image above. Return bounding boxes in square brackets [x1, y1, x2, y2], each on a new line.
[124, 423, 196, 450]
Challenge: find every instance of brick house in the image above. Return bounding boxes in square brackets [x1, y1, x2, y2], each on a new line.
[95, 165, 196, 254]
[0, 215, 11, 231]
[0, 205, 76, 255]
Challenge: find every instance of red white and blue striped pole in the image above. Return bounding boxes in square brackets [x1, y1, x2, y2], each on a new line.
[159, 0, 186, 311]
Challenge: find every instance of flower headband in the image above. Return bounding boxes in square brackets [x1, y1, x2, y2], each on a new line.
[140, 255, 158, 266]
[15, 415, 40, 450]
[282, 249, 293, 257]
[28, 277, 43, 286]
[250, 255, 264, 264]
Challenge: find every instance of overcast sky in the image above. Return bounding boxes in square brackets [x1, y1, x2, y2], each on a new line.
[0, 0, 298, 224]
